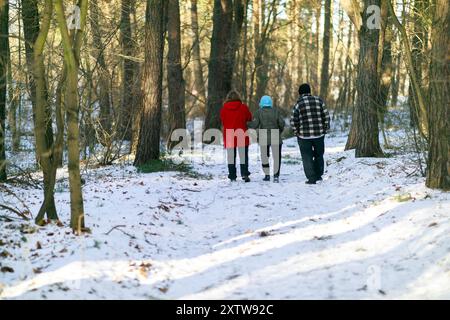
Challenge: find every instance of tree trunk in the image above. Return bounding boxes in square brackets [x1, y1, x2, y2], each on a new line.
[0, 0, 7, 181]
[7, 27, 20, 152]
[319, 0, 331, 100]
[378, 0, 393, 147]
[90, 0, 111, 134]
[240, 0, 249, 101]
[390, 51, 401, 107]
[388, 0, 429, 139]
[120, 0, 136, 141]
[22, 0, 54, 160]
[22, 0, 60, 223]
[134, 0, 166, 164]
[408, 0, 427, 129]
[190, 0, 206, 113]
[167, 0, 186, 150]
[54, 0, 87, 232]
[204, 0, 244, 130]
[426, 0, 449, 190]
[311, 4, 321, 91]
[348, 0, 383, 157]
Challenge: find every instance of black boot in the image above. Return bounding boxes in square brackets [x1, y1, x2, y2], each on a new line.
[243, 176, 251, 183]
[263, 175, 270, 181]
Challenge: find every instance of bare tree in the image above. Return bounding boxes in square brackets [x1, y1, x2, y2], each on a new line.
[22, 0, 62, 223]
[54, 0, 88, 232]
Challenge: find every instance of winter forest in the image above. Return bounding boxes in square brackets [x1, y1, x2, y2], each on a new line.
[0, 0, 449, 300]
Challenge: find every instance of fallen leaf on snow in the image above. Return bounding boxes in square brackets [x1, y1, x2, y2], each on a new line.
[259, 231, 271, 237]
[1, 266, 14, 273]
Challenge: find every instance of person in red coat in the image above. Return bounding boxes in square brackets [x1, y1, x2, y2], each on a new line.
[220, 90, 252, 182]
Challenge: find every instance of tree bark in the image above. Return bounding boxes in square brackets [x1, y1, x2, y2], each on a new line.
[22, 0, 54, 159]
[22, 0, 60, 223]
[0, 0, 7, 181]
[378, 0, 393, 147]
[204, 0, 244, 130]
[407, 0, 427, 129]
[388, 0, 429, 139]
[54, 0, 88, 232]
[167, 0, 186, 150]
[348, 0, 383, 157]
[190, 0, 206, 113]
[90, 0, 111, 134]
[134, 0, 166, 164]
[426, 0, 449, 190]
[120, 0, 136, 141]
[390, 51, 401, 107]
[7, 26, 20, 152]
[311, 4, 321, 91]
[319, 0, 331, 100]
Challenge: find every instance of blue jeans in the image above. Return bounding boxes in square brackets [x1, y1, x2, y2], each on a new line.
[297, 136, 325, 181]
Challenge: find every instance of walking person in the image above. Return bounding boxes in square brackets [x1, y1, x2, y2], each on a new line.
[248, 95, 285, 183]
[220, 90, 252, 182]
[290, 83, 330, 184]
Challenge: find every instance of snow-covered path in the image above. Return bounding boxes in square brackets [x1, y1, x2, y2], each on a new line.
[1, 134, 449, 299]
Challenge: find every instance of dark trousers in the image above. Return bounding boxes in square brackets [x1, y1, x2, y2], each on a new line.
[261, 144, 282, 177]
[298, 136, 325, 181]
[226, 146, 250, 180]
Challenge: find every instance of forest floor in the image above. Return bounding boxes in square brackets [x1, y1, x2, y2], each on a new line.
[0, 126, 449, 299]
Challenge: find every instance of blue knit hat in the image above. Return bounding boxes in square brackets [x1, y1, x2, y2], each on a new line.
[259, 95, 273, 108]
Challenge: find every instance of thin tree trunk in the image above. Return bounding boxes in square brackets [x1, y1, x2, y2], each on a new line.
[426, 0, 449, 190]
[311, 4, 321, 91]
[320, 0, 331, 99]
[134, 0, 166, 164]
[378, 0, 393, 147]
[90, 0, 111, 134]
[390, 51, 401, 107]
[388, 0, 429, 139]
[190, 0, 206, 114]
[22, 0, 54, 161]
[26, 0, 59, 223]
[120, 0, 136, 141]
[7, 28, 20, 152]
[240, 0, 249, 101]
[167, 0, 186, 150]
[54, 0, 88, 232]
[408, 0, 426, 129]
[0, 0, 7, 181]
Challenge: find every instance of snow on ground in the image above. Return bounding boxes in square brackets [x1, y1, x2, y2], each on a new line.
[0, 130, 449, 300]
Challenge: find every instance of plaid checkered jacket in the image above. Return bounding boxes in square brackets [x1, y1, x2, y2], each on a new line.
[290, 94, 330, 138]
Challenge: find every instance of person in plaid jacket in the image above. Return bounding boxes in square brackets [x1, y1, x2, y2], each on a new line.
[290, 83, 331, 184]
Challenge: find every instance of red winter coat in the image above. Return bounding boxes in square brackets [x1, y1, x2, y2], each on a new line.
[220, 100, 252, 148]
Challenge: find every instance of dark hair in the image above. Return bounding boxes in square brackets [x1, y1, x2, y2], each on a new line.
[298, 83, 311, 95]
[225, 90, 242, 103]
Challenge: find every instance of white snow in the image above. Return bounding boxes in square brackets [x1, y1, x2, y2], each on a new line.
[0, 129, 449, 300]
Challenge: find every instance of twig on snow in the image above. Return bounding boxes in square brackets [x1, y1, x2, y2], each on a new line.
[104, 225, 136, 239]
